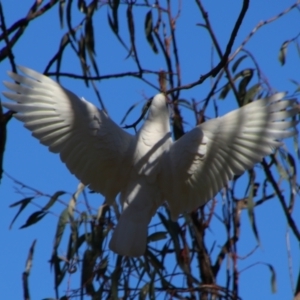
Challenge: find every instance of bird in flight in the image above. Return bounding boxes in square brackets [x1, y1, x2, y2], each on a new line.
[3, 66, 299, 256]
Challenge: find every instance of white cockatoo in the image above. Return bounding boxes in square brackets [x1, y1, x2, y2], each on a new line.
[3, 67, 299, 257]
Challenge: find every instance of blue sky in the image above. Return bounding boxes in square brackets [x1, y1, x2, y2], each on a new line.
[0, 0, 299, 299]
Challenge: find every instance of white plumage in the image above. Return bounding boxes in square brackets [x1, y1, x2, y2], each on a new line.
[2, 66, 299, 256]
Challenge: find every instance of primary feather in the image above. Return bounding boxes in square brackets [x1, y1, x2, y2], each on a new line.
[2, 66, 299, 256]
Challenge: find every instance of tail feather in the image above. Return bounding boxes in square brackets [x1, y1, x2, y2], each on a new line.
[109, 204, 151, 257]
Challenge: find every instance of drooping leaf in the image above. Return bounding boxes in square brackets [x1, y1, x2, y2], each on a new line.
[178, 99, 194, 110]
[147, 231, 167, 242]
[43, 191, 65, 211]
[243, 83, 261, 105]
[146, 249, 165, 271]
[81, 249, 96, 295]
[22, 239, 37, 300]
[50, 252, 66, 289]
[111, 0, 120, 34]
[158, 212, 181, 258]
[126, 4, 136, 60]
[108, 12, 118, 34]
[66, 0, 75, 39]
[274, 158, 289, 180]
[44, 31, 71, 80]
[77, 0, 86, 13]
[247, 177, 260, 245]
[238, 69, 254, 105]
[20, 211, 48, 229]
[219, 82, 232, 99]
[294, 128, 300, 159]
[232, 54, 247, 73]
[9, 197, 34, 229]
[24, 239, 37, 274]
[78, 34, 89, 86]
[106, 10, 129, 51]
[111, 256, 122, 299]
[95, 256, 109, 279]
[278, 40, 289, 65]
[85, 16, 100, 76]
[59, 0, 65, 28]
[144, 10, 158, 54]
[67, 232, 89, 262]
[120, 101, 141, 125]
[53, 208, 69, 252]
[85, 17, 95, 54]
[139, 282, 150, 300]
[219, 69, 249, 100]
[266, 263, 277, 293]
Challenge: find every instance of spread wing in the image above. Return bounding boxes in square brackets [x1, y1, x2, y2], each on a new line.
[2, 66, 134, 202]
[161, 93, 299, 220]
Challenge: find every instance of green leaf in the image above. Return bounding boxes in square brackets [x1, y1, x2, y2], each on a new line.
[219, 82, 232, 99]
[158, 212, 181, 257]
[108, 12, 117, 34]
[81, 249, 96, 295]
[9, 197, 34, 229]
[127, 4, 134, 35]
[97, 256, 109, 277]
[23, 239, 37, 299]
[231, 54, 247, 73]
[66, 0, 75, 39]
[111, 0, 120, 34]
[147, 231, 167, 242]
[275, 159, 289, 179]
[247, 179, 260, 245]
[243, 83, 261, 105]
[85, 17, 95, 54]
[85, 17, 99, 76]
[50, 252, 66, 289]
[219, 69, 249, 100]
[238, 69, 254, 105]
[178, 99, 193, 110]
[278, 40, 289, 65]
[139, 282, 150, 300]
[24, 239, 37, 274]
[111, 257, 122, 299]
[53, 208, 69, 252]
[146, 249, 165, 271]
[78, 35, 89, 87]
[59, 0, 65, 28]
[144, 10, 158, 54]
[20, 211, 48, 229]
[294, 129, 300, 160]
[266, 264, 277, 293]
[77, 0, 86, 13]
[43, 191, 65, 211]
[120, 101, 141, 125]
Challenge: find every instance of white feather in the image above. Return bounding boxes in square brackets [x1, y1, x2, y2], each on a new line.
[2, 66, 299, 256]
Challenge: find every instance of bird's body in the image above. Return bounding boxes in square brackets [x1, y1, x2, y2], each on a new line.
[3, 67, 299, 256]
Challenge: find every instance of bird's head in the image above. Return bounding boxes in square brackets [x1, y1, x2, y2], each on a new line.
[148, 93, 169, 121]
